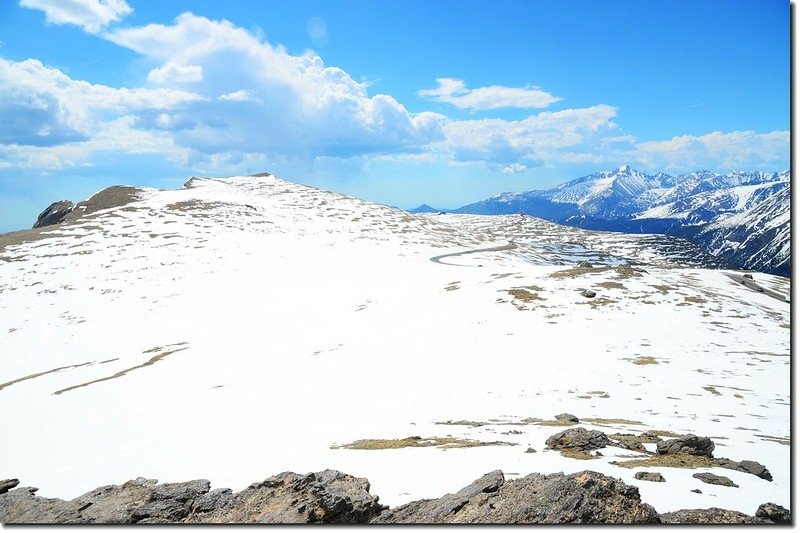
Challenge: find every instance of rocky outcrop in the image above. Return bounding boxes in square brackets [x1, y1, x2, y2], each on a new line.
[659, 508, 770, 524]
[0, 471, 382, 525]
[187, 470, 384, 524]
[372, 470, 660, 524]
[32, 201, 74, 228]
[545, 427, 610, 451]
[1, 470, 788, 525]
[715, 458, 773, 482]
[0, 480, 19, 495]
[755, 503, 791, 524]
[693, 472, 738, 488]
[656, 435, 715, 457]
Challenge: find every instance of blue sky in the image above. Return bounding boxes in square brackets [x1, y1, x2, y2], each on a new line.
[0, 0, 790, 231]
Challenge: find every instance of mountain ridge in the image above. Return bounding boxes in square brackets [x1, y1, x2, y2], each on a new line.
[444, 166, 790, 276]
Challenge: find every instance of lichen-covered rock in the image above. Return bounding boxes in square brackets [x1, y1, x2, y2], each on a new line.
[634, 472, 665, 483]
[755, 502, 790, 524]
[187, 470, 384, 524]
[656, 435, 715, 457]
[545, 427, 610, 451]
[373, 470, 660, 524]
[659, 508, 769, 524]
[0, 471, 382, 525]
[692, 472, 738, 488]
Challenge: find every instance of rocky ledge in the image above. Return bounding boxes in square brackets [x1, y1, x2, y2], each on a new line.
[0, 470, 789, 525]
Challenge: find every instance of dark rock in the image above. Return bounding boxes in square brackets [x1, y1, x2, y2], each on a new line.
[32, 201, 74, 228]
[545, 427, 610, 451]
[555, 413, 579, 422]
[372, 470, 659, 524]
[580, 289, 596, 298]
[577, 261, 593, 268]
[0, 480, 19, 495]
[594, 451, 603, 457]
[660, 508, 769, 524]
[634, 472, 665, 483]
[525, 447, 536, 453]
[735, 460, 773, 482]
[755, 502, 790, 524]
[656, 435, 715, 457]
[691, 489, 702, 494]
[714, 458, 773, 481]
[187, 470, 383, 524]
[0, 471, 381, 525]
[692, 473, 738, 488]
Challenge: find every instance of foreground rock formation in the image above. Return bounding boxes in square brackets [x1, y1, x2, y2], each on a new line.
[0, 471, 789, 525]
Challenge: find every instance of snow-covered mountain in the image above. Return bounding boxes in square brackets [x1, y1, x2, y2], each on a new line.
[0, 173, 789, 516]
[454, 167, 790, 276]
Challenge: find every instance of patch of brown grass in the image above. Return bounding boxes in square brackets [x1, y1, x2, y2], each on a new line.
[631, 356, 659, 365]
[613, 453, 718, 469]
[507, 287, 546, 302]
[559, 449, 598, 460]
[596, 281, 625, 290]
[333, 436, 516, 450]
[585, 418, 644, 426]
[703, 385, 722, 396]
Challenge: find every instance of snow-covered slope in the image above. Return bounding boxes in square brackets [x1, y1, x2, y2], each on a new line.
[455, 168, 790, 276]
[0, 174, 790, 515]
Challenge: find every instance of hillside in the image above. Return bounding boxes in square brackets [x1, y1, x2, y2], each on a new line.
[0, 173, 790, 516]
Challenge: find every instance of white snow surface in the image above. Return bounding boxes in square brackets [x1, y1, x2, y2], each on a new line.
[0, 174, 790, 515]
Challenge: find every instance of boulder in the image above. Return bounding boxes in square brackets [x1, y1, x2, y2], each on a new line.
[714, 458, 773, 481]
[656, 436, 714, 457]
[692, 473, 738, 488]
[580, 289, 596, 298]
[0, 480, 19, 495]
[755, 502, 790, 524]
[32, 201, 74, 228]
[659, 508, 769, 524]
[372, 471, 659, 524]
[545, 428, 610, 451]
[576, 261, 593, 268]
[634, 472, 665, 483]
[554, 413, 579, 423]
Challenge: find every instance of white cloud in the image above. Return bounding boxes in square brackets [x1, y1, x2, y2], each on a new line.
[102, 13, 445, 159]
[147, 62, 203, 84]
[418, 78, 562, 110]
[434, 104, 620, 167]
[218, 90, 255, 102]
[501, 163, 526, 174]
[635, 130, 789, 172]
[19, 0, 132, 33]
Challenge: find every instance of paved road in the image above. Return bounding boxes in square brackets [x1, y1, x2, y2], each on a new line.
[430, 241, 517, 267]
[724, 272, 790, 304]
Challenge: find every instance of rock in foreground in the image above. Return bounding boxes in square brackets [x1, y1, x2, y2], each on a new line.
[372, 470, 660, 524]
[0, 471, 383, 524]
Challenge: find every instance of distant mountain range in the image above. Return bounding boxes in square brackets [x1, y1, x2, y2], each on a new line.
[410, 166, 790, 276]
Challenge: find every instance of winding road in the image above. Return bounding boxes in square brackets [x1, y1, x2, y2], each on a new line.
[430, 241, 517, 267]
[723, 272, 790, 304]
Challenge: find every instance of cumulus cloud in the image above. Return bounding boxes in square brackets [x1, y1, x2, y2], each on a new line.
[501, 163, 527, 174]
[434, 104, 620, 168]
[19, 0, 132, 33]
[635, 130, 789, 172]
[418, 78, 562, 110]
[101, 13, 446, 160]
[218, 90, 256, 102]
[147, 62, 203, 84]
